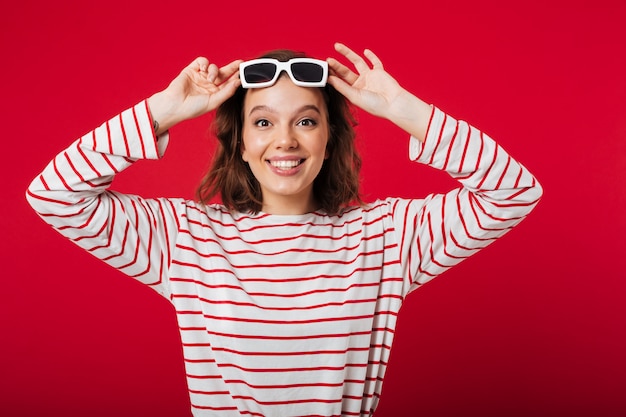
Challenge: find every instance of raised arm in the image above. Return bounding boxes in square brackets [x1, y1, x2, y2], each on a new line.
[25, 57, 241, 296]
[328, 43, 543, 291]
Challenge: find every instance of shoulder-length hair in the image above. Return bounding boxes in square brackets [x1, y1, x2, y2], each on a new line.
[196, 49, 363, 215]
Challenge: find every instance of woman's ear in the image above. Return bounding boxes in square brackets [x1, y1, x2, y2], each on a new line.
[240, 141, 248, 162]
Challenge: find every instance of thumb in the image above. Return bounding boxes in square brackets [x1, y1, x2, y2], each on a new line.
[207, 77, 242, 111]
[328, 75, 372, 111]
[327, 75, 359, 104]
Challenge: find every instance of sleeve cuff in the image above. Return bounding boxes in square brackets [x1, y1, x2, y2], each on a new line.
[117, 100, 169, 160]
[409, 105, 444, 164]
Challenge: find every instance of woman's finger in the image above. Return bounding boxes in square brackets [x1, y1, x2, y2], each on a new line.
[189, 57, 210, 73]
[364, 49, 384, 69]
[215, 59, 243, 84]
[327, 57, 359, 85]
[334, 42, 370, 74]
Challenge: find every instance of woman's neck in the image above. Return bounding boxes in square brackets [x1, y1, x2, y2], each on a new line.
[261, 194, 319, 215]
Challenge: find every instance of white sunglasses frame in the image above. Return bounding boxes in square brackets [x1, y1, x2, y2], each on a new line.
[239, 58, 329, 88]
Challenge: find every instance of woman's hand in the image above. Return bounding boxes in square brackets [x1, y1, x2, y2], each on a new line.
[148, 57, 242, 134]
[327, 43, 432, 142]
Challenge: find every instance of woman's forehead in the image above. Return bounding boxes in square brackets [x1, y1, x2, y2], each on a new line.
[243, 77, 328, 117]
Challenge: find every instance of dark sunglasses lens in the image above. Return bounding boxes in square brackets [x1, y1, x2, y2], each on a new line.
[291, 63, 324, 83]
[243, 63, 277, 84]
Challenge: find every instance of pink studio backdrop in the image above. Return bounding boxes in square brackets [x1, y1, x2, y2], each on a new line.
[2, 1, 625, 416]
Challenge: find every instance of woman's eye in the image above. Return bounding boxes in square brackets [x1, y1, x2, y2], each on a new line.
[254, 119, 270, 127]
[298, 118, 317, 127]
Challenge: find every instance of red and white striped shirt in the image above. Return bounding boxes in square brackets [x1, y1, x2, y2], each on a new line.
[27, 100, 542, 416]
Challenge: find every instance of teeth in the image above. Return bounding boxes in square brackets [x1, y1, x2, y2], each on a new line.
[270, 160, 301, 169]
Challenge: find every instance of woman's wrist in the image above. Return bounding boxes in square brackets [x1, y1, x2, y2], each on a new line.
[147, 91, 180, 135]
[386, 91, 433, 142]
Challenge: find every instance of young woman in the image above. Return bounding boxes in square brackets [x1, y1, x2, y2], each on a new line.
[27, 43, 542, 416]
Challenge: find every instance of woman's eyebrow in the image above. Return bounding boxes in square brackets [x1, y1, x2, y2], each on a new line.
[248, 104, 322, 117]
[248, 105, 274, 116]
[297, 105, 322, 114]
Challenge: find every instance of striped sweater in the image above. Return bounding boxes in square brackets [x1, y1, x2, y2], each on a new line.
[27, 100, 542, 416]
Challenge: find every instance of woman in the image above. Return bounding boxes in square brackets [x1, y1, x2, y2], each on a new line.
[27, 43, 542, 416]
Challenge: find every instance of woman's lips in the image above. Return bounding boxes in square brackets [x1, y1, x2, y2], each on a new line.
[266, 158, 305, 175]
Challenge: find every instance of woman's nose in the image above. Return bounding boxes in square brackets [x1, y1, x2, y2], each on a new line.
[273, 126, 298, 150]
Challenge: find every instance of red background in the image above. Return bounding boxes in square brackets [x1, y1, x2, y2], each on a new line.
[2, 0, 625, 416]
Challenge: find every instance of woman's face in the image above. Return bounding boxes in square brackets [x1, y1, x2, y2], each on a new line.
[241, 76, 329, 215]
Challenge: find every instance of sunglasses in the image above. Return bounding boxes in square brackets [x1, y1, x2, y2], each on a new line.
[239, 58, 328, 89]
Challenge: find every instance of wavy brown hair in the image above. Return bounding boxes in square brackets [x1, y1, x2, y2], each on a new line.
[196, 49, 363, 215]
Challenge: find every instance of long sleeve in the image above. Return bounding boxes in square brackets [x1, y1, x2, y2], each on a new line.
[391, 107, 543, 294]
[26, 101, 181, 297]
